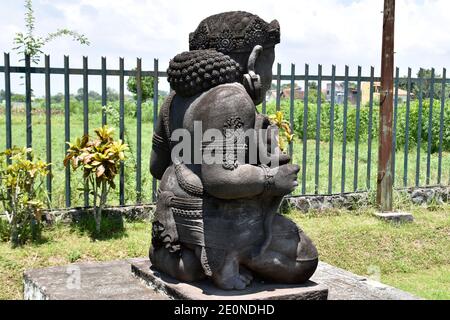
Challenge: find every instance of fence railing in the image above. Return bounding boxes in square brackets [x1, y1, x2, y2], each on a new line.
[1, 53, 449, 208]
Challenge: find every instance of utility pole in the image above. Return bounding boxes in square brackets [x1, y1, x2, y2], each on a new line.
[377, 0, 395, 211]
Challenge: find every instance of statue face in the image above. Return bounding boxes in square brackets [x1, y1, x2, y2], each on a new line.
[254, 46, 275, 105]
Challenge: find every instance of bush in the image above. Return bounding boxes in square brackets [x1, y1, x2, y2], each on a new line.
[0, 147, 49, 247]
[64, 125, 128, 237]
[259, 99, 450, 153]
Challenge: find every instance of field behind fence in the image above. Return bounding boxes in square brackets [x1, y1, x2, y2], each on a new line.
[1, 54, 449, 208]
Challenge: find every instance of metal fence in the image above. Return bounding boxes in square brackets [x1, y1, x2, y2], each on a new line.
[1, 54, 449, 208]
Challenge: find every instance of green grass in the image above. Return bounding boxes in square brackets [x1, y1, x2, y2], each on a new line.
[1, 106, 449, 207]
[288, 204, 450, 300]
[0, 204, 448, 300]
[0, 218, 151, 300]
[0, 106, 155, 208]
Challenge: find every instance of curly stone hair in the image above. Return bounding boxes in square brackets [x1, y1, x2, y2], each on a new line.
[167, 50, 243, 97]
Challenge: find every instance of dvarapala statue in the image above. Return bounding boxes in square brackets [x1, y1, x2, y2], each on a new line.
[149, 11, 319, 290]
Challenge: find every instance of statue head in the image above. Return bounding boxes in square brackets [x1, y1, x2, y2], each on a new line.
[189, 11, 280, 104]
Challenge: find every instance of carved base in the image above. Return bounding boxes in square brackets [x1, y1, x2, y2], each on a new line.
[131, 260, 329, 300]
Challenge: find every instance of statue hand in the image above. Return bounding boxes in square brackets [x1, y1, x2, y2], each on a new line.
[266, 164, 299, 196]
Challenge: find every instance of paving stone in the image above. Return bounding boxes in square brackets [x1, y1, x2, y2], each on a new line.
[24, 258, 421, 300]
[131, 260, 328, 300]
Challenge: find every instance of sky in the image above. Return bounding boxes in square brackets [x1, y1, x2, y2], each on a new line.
[1, 0, 450, 95]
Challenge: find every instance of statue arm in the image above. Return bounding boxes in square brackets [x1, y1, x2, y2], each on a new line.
[150, 106, 171, 180]
[200, 85, 266, 199]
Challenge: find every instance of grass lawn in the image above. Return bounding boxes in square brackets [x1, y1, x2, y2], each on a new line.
[288, 204, 450, 300]
[1, 109, 449, 207]
[0, 203, 448, 300]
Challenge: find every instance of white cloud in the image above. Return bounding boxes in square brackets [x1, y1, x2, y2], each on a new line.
[1, 0, 450, 94]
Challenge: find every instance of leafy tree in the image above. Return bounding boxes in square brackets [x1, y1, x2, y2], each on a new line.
[106, 87, 119, 102]
[399, 68, 450, 99]
[11, 94, 26, 103]
[52, 93, 64, 103]
[0, 89, 5, 102]
[127, 72, 155, 101]
[309, 81, 318, 90]
[13, 0, 89, 64]
[75, 88, 103, 102]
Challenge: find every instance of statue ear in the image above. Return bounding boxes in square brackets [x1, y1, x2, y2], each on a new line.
[188, 32, 194, 50]
[268, 19, 280, 32]
[243, 45, 263, 102]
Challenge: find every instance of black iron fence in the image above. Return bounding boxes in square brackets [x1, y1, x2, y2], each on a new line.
[0, 54, 449, 208]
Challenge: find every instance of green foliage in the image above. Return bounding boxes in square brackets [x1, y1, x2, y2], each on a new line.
[399, 68, 450, 100]
[260, 99, 450, 153]
[0, 147, 49, 247]
[12, 0, 89, 64]
[64, 125, 128, 237]
[75, 88, 102, 102]
[127, 73, 156, 101]
[267, 111, 294, 152]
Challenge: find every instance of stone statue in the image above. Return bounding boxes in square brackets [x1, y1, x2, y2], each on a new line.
[149, 11, 319, 290]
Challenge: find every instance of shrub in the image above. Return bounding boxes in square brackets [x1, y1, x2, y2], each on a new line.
[0, 147, 49, 247]
[64, 125, 128, 237]
[260, 99, 450, 153]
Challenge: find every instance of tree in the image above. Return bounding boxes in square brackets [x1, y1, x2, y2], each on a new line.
[52, 93, 64, 104]
[106, 87, 119, 102]
[0, 90, 5, 102]
[399, 68, 450, 100]
[75, 88, 102, 102]
[127, 73, 155, 101]
[13, 0, 89, 64]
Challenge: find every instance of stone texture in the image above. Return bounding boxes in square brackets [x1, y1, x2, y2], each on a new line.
[23, 258, 420, 300]
[42, 204, 155, 224]
[131, 260, 328, 300]
[373, 212, 414, 223]
[282, 186, 450, 213]
[311, 262, 421, 300]
[23, 259, 167, 300]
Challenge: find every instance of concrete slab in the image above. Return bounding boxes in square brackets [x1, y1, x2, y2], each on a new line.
[131, 260, 328, 300]
[373, 211, 414, 223]
[311, 261, 420, 300]
[23, 258, 168, 300]
[24, 258, 421, 300]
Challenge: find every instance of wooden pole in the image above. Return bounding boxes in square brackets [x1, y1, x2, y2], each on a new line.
[377, 0, 395, 211]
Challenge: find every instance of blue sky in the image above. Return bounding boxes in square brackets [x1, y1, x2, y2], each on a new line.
[1, 0, 450, 95]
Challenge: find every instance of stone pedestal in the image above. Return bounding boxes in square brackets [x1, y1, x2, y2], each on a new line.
[131, 260, 328, 300]
[373, 211, 414, 223]
[23, 258, 420, 300]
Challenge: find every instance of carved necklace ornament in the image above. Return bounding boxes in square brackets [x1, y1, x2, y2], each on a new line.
[222, 116, 245, 170]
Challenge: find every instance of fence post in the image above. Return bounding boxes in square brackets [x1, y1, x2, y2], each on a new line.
[25, 54, 32, 153]
[83, 56, 89, 207]
[4, 53, 12, 164]
[136, 58, 142, 204]
[45, 55, 52, 204]
[301, 64, 309, 195]
[289, 63, 295, 159]
[426, 68, 435, 185]
[377, 0, 395, 211]
[152, 59, 159, 203]
[101, 56, 107, 125]
[64, 55, 71, 208]
[119, 57, 125, 205]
